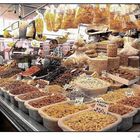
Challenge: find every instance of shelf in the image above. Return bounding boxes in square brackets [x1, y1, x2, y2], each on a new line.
[0, 96, 49, 132]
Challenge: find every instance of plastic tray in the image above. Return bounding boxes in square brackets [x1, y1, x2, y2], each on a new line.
[133, 108, 140, 124]
[117, 106, 138, 131]
[58, 109, 122, 132]
[25, 96, 69, 123]
[38, 101, 91, 131]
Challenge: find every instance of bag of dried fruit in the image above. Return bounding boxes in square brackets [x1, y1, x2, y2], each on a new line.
[35, 11, 44, 35]
[92, 4, 110, 26]
[44, 5, 56, 31]
[74, 4, 94, 26]
[53, 5, 65, 32]
[61, 5, 77, 29]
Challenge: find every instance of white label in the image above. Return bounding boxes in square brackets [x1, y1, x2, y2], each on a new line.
[75, 97, 84, 105]
[101, 70, 107, 77]
[16, 75, 22, 81]
[36, 84, 40, 88]
[125, 90, 135, 97]
[94, 98, 109, 114]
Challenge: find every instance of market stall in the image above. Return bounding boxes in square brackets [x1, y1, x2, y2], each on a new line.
[0, 3, 140, 132]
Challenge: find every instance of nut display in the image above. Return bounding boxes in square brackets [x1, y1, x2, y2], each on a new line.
[4, 81, 27, 91]
[28, 94, 67, 108]
[17, 91, 47, 101]
[10, 85, 39, 95]
[42, 102, 88, 118]
[63, 110, 117, 131]
[29, 79, 49, 88]
[117, 96, 140, 108]
[74, 75, 110, 89]
[109, 69, 136, 80]
[109, 104, 133, 115]
[0, 68, 22, 78]
[100, 88, 129, 103]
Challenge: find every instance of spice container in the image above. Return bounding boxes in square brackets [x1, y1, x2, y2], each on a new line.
[128, 56, 140, 68]
[15, 91, 48, 113]
[25, 94, 68, 122]
[107, 44, 118, 57]
[58, 109, 122, 132]
[117, 96, 140, 123]
[38, 101, 90, 131]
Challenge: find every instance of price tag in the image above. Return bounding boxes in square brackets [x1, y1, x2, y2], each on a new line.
[94, 98, 109, 114]
[75, 97, 84, 105]
[125, 89, 135, 97]
[16, 74, 22, 81]
[101, 70, 107, 77]
[36, 84, 40, 88]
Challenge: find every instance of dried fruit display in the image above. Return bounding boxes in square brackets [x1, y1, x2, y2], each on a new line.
[109, 104, 133, 115]
[29, 79, 49, 88]
[109, 69, 136, 80]
[100, 89, 128, 103]
[74, 75, 110, 89]
[4, 81, 27, 91]
[10, 85, 39, 95]
[28, 94, 67, 108]
[42, 102, 88, 118]
[21, 66, 40, 77]
[0, 68, 22, 78]
[17, 91, 47, 101]
[63, 110, 117, 131]
[117, 96, 140, 108]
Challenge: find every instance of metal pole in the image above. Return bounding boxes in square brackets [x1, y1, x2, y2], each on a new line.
[21, 4, 47, 19]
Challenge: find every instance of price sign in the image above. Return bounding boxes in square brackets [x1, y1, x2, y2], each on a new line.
[94, 98, 109, 114]
[36, 84, 40, 88]
[125, 90, 135, 97]
[75, 97, 84, 105]
[101, 70, 107, 77]
[16, 74, 22, 81]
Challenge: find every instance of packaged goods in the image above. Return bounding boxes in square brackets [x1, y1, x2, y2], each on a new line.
[119, 55, 129, 66]
[93, 5, 110, 26]
[35, 12, 44, 35]
[53, 5, 64, 31]
[74, 4, 94, 26]
[61, 5, 76, 29]
[44, 6, 55, 31]
[128, 56, 140, 68]
[107, 57, 120, 71]
[27, 94, 67, 109]
[58, 109, 121, 131]
[107, 44, 118, 57]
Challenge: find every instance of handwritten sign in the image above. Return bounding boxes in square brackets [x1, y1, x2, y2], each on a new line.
[75, 97, 84, 105]
[125, 90, 135, 97]
[94, 98, 109, 114]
